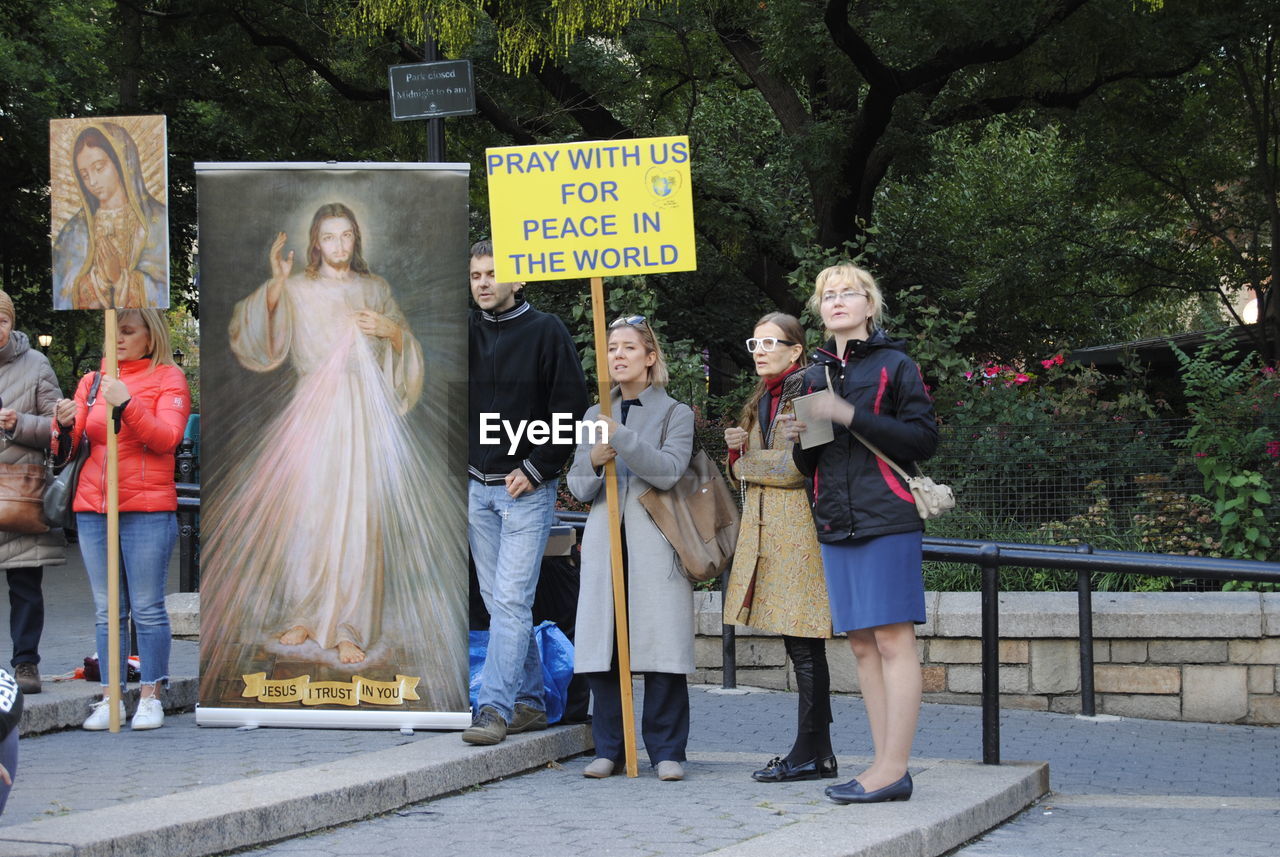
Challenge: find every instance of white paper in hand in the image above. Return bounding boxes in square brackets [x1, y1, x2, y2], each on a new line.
[790, 391, 836, 449]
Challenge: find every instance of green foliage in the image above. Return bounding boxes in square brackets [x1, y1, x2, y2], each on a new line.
[875, 117, 1208, 357]
[556, 276, 711, 416]
[1172, 332, 1280, 579]
[923, 509, 1077, 592]
[348, 0, 671, 74]
[888, 286, 977, 395]
[1127, 474, 1220, 558]
[168, 306, 201, 410]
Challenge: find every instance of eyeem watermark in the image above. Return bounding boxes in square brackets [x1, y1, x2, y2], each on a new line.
[479, 413, 610, 455]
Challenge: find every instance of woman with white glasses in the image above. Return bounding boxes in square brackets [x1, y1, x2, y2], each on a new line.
[722, 312, 835, 784]
[782, 264, 938, 804]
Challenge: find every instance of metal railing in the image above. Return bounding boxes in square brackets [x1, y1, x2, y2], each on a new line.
[552, 516, 1280, 763]
[918, 540, 1279, 764]
[565, 515, 1280, 764]
[174, 439, 200, 592]
[166, 498, 1280, 766]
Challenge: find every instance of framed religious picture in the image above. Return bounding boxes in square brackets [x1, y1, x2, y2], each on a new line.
[50, 116, 170, 310]
[195, 163, 470, 729]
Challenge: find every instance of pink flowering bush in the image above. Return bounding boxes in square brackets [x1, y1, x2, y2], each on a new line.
[930, 350, 1168, 533]
[941, 348, 1162, 428]
[964, 363, 1035, 386]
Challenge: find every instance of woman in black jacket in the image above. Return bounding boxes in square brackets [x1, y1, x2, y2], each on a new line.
[784, 263, 938, 805]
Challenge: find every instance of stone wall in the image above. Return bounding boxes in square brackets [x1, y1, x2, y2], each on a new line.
[693, 591, 1280, 725]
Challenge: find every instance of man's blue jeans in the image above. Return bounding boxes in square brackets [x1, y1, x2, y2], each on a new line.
[468, 479, 556, 722]
[77, 511, 177, 689]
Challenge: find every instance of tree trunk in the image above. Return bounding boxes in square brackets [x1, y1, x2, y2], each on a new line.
[118, 0, 142, 111]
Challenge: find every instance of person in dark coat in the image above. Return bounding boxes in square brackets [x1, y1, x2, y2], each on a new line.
[783, 263, 938, 805]
[465, 240, 588, 746]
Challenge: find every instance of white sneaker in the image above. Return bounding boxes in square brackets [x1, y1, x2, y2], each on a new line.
[657, 760, 685, 781]
[131, 697, 165, 730]
[83, 698, 126, 731]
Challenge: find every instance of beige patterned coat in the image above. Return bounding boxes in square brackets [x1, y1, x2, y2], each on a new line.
[722, 382, 831, 638]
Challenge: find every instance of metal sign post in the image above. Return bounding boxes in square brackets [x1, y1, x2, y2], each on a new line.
[388, 58, 477, 162]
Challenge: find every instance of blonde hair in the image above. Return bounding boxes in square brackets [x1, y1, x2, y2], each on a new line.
[609, 316, 670, 388]
[808, 263, 885, 336]
[115, 308, 176, 369]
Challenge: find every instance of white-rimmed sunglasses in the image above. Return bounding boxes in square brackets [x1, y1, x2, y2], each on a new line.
[745, 337, 799, 353]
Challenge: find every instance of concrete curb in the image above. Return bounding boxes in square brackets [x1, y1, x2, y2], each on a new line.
[0, 723, 594, 857]
[19, 677, 199, 736]
[9, 678, 1048, 857]
[707, 757, 1049, 857]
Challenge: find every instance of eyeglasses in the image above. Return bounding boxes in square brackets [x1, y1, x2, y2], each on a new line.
[820, 290, 868, 303]
[745, 337, 798, 353]
[609, 315, 647, 329]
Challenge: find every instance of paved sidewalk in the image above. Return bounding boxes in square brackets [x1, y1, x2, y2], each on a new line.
[1, 687, 1042, 857]
[221, 687, 1278, 857]
[2, 554, 1277, 856]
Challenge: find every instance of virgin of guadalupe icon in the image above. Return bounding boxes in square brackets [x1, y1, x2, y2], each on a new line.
[51, 119, 169, 310]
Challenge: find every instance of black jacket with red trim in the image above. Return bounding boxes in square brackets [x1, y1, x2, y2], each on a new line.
[792, 331, 939, 543]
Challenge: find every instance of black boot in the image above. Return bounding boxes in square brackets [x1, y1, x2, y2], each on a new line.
[752, 637, 837, 782]
[789, 636, 832, 743]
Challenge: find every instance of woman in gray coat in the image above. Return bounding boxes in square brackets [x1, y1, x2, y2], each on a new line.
[569, 316, 694, 781]
[0, 291, 66, 695]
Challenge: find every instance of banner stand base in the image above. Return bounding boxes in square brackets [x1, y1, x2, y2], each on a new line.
[196, 706, 472, 731]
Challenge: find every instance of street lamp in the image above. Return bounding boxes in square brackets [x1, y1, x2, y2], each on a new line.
[173, 347, 185, 366]
[37, 334, 52, 350]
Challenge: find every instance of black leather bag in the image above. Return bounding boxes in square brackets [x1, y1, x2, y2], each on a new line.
[42, 373, 101, 530]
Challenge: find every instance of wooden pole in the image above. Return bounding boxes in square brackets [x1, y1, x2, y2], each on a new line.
[589, 276, 638, 777]
[104, 307, 122, 732]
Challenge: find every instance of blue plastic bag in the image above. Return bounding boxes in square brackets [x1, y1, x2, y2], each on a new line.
[468, 620, 575, 724]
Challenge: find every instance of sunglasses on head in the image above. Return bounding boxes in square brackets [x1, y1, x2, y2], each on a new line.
[609, 315, 648, 329]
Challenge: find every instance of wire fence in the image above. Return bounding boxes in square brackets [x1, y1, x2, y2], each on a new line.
[569, 413, 1279, 593]
[925, 417, 1279, 591]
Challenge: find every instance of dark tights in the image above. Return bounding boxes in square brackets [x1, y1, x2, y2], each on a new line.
[783, 635, 833, 765]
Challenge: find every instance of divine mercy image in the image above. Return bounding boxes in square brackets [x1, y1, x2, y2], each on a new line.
[196, 167, 469, 720]
[49, 116, 170, 310]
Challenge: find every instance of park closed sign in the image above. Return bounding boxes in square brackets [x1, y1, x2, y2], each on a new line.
[486, 136, 696, 282]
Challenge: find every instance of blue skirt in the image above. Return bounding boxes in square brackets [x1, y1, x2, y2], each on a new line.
[821, 530, 926, 633]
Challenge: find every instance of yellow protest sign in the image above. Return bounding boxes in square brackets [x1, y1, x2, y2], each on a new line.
[486, 136, 696, 282]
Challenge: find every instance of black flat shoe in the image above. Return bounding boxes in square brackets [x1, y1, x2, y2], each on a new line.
[825, 772, 913, 804]
[751, 754, 839, 783]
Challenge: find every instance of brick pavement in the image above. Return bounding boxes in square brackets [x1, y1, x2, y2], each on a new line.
[4, 554, 1277, 856]
[224, 687, 1279, 857]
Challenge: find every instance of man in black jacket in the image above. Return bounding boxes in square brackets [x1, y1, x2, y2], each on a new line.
[464, 240, 588, 745]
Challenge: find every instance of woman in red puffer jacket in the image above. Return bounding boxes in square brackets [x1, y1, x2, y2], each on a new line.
[53, 308, 190, 732]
